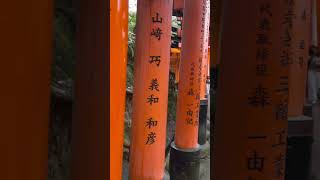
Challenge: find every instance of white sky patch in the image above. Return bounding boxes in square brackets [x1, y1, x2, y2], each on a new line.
[129, 0, 137, 12]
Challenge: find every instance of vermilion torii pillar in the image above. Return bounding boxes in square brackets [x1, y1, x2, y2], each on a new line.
[169, 0, 207, 179]
[110, 0, 128, 179]
[173, 0, 206, 153]
[71, 0, 108, 179]
[0, 1, 52, 179]
[288, 0, 311, 116]
[129, 0, 173, 179]
[213, 0, 291, 179]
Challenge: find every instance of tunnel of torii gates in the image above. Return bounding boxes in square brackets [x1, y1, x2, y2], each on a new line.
[113, 0, 318, 180]
[0, 0, 319, 180]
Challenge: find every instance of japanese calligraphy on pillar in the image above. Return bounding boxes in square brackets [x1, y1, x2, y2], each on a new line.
[144, 11, 164, 145]
[129, 0, 173, 178]
[287, 0, 310, 116]
[184, 0, 207, 127]
[246, 1, 291, 179]
[271, 1, 292, 179]
[173, 0, 207, 149]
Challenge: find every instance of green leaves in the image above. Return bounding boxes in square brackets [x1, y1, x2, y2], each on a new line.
[126, 12, 137, 88]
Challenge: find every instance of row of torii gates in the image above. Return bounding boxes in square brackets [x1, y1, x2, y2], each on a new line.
[113, 0, 211, 179]
[1, 0, 320, 180]
[113, 0, 320, 180]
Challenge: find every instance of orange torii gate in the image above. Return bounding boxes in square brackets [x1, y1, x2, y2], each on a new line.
[0, 1, 52, 179]
[169, 0, 208, 179]
[129, 0, 173, 179]
[110, 0, 128, 180]
[213, 0, 291, 179]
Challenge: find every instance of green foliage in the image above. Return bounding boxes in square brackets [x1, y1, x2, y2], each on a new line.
[128, 12, 136, 60]
[126, 12, 137, 88]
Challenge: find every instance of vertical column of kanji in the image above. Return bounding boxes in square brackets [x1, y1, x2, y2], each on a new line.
[198, 0, 210, 146]
[267, 1, 291, 179]
[288, 0, 309, 116]
[173, 0, 206, 151]
[110, 0, 128, 180]
[212, 0, 289, 179]
[0, 1, 52, 179]
[129, 0, 173, 179]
